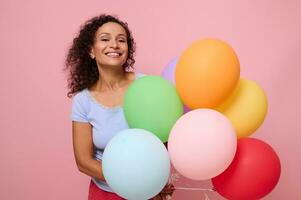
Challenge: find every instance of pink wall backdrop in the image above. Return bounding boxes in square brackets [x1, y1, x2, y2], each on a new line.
[0, 0, 300, 199]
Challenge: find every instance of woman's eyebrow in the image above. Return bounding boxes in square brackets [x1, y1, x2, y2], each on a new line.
[98, 33, 126, 37]
[98, 33, 110, 36]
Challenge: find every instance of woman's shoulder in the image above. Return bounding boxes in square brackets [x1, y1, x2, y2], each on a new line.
[72, 89, 90, 103]
[70, 88, 92, 120]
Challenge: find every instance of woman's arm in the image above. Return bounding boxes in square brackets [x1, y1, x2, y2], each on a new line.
[72, 121, 105, 181]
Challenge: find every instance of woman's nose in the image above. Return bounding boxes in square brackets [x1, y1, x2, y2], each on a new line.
[109, 39, 118, 48]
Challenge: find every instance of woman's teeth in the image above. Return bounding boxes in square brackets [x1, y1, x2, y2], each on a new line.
[106, 52, 120, 57]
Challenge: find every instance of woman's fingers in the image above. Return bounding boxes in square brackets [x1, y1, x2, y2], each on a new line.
[161, 183, 175, 194]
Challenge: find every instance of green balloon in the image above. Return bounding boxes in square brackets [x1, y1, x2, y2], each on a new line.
[124, 76, 183, 142]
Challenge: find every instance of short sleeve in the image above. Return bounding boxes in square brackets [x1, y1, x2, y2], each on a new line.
[71, 92, 89, 123]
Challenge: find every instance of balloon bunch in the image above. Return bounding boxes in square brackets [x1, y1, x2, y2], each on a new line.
[102, 38, 281, 200]
[163, 39, 281, 199]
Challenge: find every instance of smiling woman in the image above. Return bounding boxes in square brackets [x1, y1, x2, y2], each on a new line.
[64, 14, 174, 200]
[90, 22, 129, 70]
[65, 15, 136, 97]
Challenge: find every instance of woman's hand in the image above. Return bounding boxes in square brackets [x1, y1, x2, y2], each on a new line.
[152, 183, 175, 200]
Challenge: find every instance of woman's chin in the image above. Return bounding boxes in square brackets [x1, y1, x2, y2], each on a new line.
[102, 63, 125, 69]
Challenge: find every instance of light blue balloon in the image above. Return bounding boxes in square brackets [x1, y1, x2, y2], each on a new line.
[102, 129, 170, 200]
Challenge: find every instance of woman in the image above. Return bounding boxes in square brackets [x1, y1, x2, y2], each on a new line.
[65, 14, 174, 200]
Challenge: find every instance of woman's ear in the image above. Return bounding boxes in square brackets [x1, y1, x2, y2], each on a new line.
[89, 49, 95, 59]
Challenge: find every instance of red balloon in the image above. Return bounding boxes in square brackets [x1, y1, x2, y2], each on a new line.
[212, 138, 281, 200]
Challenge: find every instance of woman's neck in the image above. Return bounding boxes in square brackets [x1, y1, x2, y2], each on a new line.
[94, 68, 128, 92]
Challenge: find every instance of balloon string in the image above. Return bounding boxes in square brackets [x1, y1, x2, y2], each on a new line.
[204, 193, 210, 200]
[169, 173, 216, 199]
[174, 187, 214, 200]
[174, 187, 215, 192]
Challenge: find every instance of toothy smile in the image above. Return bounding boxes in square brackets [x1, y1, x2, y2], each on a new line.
[105, 52, 122, 57]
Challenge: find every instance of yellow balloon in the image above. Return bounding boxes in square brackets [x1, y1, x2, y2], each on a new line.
[215, 78, 268, 138]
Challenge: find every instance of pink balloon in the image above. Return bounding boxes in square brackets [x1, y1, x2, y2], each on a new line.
[168, 109, 237, 180]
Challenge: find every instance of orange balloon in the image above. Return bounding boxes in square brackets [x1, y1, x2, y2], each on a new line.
[175, 39, 240, 109]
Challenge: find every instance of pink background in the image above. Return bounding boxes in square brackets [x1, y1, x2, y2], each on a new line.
[0, 0, 300, 199]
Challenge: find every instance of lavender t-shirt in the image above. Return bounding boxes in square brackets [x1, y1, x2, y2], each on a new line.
[71, 73, 145, 192]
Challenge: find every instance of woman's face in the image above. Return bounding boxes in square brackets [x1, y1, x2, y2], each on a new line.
[90, 22, 128, 69]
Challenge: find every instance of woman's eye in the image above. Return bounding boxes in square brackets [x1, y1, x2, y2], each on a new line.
[101, 38, 109, 41]
[118, 39, 126, 43]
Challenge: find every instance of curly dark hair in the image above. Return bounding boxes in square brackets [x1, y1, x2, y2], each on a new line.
[65, 14, 136, 97]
